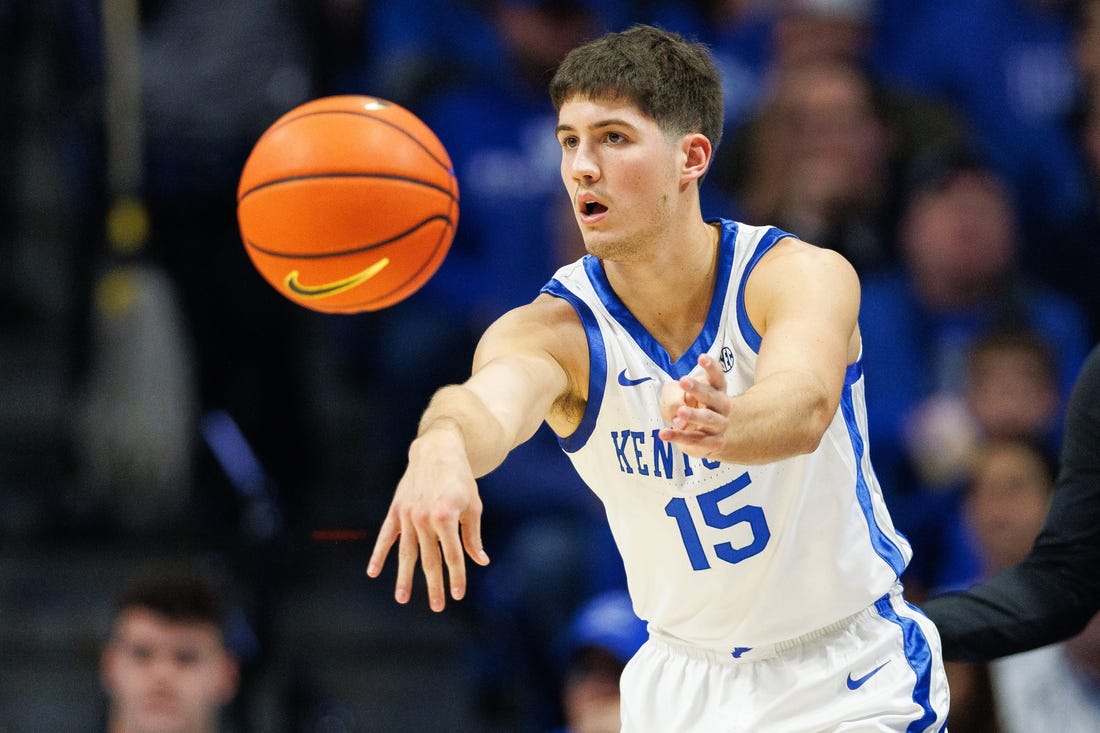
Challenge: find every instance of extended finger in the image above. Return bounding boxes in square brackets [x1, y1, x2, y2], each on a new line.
[367, 512, 399, 578]
[438, 522, 467, 602]
[460, 508, 491, 569]
[671, 404, 726, 434]
[394, 521, 420, 605]
[697, 353, 726, 388]
[657, 425, 721, 458]
[416, 517, 447, 612]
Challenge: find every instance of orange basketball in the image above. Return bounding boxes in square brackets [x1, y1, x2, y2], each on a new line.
[236, 95, 459, 313]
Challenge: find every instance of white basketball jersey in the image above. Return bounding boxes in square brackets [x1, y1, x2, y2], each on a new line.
[541, 219, 912, 656]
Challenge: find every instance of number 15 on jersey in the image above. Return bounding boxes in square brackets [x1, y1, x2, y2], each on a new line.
[664, 471, 771, 571]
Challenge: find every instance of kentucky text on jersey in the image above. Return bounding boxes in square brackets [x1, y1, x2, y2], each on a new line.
[610, 429, 721, 478]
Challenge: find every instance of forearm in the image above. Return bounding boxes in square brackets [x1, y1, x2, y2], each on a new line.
[720, 370, 833, 464]
[416, 384, 514, 478]
[923, 556, 1100, 662]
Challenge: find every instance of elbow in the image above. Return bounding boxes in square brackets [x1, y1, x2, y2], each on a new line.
[795, 395, 834, 455]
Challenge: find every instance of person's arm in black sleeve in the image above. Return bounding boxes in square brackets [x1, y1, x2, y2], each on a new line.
[922, 343, 1100, 662]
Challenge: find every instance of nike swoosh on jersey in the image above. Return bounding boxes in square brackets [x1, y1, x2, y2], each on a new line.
[617, 369, 654, 387]
[285, 258, 390, 298]
[846, 660, 891, 690]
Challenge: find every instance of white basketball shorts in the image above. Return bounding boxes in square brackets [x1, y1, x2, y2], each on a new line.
[620, 584, 950, 732]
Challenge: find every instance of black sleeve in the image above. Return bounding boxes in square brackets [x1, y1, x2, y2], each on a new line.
[921, 343, 1100, 662]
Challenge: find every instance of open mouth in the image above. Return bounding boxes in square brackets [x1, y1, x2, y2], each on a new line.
[583, 201, 608, 216]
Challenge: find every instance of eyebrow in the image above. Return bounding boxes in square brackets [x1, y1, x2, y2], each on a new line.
[555, 118, 637, 135]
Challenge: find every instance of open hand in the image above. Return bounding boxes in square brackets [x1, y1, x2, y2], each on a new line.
[657, 353, 731, 458]
[366, 427, 490, 612]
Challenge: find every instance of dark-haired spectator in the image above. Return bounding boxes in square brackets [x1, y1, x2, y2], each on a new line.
[99, 562, 240, 733]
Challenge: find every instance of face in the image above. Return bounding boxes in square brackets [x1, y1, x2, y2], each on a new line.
[778, 63, 889, 207]
[902, 172, 1015, 303]
[966, 349, 1058, 439]
[101, 609, 238, 733]
[556, 95, 702, 261]
[563, 648, 626, 733]
[965, 443, 1053, 573]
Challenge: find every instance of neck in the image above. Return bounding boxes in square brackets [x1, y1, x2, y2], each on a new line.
[604, 218, 720, 361]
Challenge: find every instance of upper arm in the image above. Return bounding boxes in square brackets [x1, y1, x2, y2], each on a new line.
[744, 239, 861, 408]
[462, 295, 585, 449]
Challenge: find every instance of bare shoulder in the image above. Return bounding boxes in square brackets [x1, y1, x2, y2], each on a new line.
[743, 237, 862, 361]
[477, 294, 585, 359]
[760, 236, 858, 279]
[747, 236, 860, 304]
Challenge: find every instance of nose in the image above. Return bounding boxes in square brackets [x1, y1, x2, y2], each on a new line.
[567, 140, 599, 183]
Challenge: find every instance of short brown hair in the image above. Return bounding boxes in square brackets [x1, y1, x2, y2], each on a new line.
[115, 559, 229, 630]
[549, 24, 724, 153]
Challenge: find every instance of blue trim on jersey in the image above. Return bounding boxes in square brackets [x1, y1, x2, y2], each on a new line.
[540, 278, 606, 453]
[844, 358, 862, 386]
[873, 594, 939, 733]
[734, 227, 796, 353]
[841, 374, 907, 576]
[578, 220, 736, 378]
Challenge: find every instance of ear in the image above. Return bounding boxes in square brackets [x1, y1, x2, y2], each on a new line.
[681, 132, 712, 184]
[214, 652, 241, 704]
[100, 643, 119, 694]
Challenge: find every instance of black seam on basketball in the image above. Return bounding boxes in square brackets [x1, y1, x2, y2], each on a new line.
[237, 171, 457, 203]
[261, 109, 453, 173]
[243, 214, 455, 259]
[343, 219, 453, 310]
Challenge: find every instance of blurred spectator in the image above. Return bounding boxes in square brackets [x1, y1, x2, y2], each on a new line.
[876, 0, 1090, 238]
[712, 1, 967, 273]
[718, 58, 900, 271]
[859, 152, 1090, 600]
[951, 437, 1099, 732]
[938, 436, 1059, 733]
[990, 609, 1100, 732]
[962, 438, 1058, 581]
[905, 328, 1062, 496]
[965, 329, 1062, 447]
[553, 590, 648, 733]
[99, 560, 241, 733]
[861, 150, 1090, 499]
[898, 329, 1062, 598]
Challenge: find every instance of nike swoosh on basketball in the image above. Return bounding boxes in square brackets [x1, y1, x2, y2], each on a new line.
[284, 258, 390, 298]
[617, 369, 654, 387]
[846, 660, 891, 690]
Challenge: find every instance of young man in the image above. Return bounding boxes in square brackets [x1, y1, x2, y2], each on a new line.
[368, 24, 949, 730]
[100, 563, 240, 733]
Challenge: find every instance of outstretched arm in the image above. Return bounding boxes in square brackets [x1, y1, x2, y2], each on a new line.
[659, 239, 860, 464]
[922, 343, 1100, 661]
[367, 300, 577, 612]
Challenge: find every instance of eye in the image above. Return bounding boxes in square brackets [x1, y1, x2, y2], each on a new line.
[605, 131, 625, 144]
[175, 649, 200, 666]
[559, 135, 578, 149]
[129, 643, 153, 663]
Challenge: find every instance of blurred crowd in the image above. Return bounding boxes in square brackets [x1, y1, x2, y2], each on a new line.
[3, 0, 1100, 731]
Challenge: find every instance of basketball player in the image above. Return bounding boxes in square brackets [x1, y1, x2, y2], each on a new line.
[924, 342, 1100, 661]
[368, 24, 949, 730]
